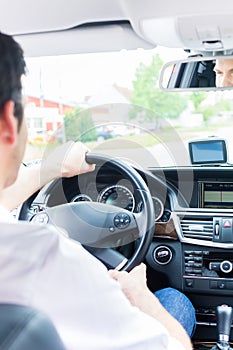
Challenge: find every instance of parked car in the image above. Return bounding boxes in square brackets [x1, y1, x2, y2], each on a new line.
[95, 125, 116, 142]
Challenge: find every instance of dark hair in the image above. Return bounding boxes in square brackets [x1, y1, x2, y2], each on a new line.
[0, 32, 26, 128]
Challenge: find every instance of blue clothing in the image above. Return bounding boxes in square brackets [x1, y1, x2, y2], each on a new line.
[155, 287, 196, 338]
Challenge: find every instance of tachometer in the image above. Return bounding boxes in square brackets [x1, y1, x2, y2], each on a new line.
[152, 197, 164, 221]
[137, 196, 164, 221]
[98, 185, 135, 212]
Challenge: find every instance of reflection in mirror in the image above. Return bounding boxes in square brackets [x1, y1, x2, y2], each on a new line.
[214, 58, 233, 87]
[159, 56, 233, 91]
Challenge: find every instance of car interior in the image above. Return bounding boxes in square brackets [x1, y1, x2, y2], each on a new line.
[3, 0, 233, 349]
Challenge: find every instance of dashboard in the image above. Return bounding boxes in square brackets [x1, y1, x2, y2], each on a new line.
[27, 164, 233, 236]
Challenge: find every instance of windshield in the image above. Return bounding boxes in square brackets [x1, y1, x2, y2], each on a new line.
[23, 47, 233, 169]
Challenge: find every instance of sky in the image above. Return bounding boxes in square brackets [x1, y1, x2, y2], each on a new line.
[24, 46, 186, 103]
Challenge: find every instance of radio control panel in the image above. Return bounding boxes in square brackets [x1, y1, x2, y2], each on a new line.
[183, 248, 233, 294]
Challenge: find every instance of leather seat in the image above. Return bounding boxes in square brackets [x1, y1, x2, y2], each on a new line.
[0, 304, 66, 350]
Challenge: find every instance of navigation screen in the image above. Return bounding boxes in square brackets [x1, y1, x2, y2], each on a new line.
[189, 139, 227, 164]
[200, 182, 233, 209]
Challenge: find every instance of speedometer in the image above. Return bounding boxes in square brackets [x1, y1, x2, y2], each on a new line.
[98, 185, 135, 212]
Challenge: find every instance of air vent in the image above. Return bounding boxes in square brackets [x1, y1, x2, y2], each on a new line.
[180, 217, 213, 241]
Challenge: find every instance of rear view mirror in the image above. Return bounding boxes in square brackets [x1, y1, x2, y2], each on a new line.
[159, 55, 233, 91]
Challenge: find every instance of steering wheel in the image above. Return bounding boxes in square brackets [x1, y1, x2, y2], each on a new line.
[18, 153, 155, 271]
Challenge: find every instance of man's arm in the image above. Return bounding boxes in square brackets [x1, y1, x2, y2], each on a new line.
[0, 141, 95, 211]
[109, 264, 193, 350]
[29, 229, 190, 350]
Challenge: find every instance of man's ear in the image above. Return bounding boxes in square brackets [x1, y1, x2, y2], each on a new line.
[0, 101, 17, 145]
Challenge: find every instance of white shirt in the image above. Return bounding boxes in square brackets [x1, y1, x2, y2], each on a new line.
[0, 206, 185, 350]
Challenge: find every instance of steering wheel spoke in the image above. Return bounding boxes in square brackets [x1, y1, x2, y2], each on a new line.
[43, 202, 139, 248]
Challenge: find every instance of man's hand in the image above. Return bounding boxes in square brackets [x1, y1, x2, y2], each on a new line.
[41, 141, 95, 182]
[109, 263, 193, 350]
[109, 263, 161, 314]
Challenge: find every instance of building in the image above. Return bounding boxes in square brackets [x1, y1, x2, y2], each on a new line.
[25, 96, 77, 144]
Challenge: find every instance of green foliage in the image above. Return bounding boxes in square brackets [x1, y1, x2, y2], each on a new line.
[130, 54, 188, 124]
[64, 108, 96, 142]
[200, 105, 216, 122]
[214, 99, 233, 113]
[189, 92, 207, 111]
[200, 99, 233, 122]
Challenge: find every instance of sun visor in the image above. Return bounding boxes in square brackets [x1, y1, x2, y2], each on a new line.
[15, 23, 154, 57]
[140, 13, 233, 52]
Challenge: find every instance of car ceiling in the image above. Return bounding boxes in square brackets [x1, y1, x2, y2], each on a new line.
[2, 0, 233, 56]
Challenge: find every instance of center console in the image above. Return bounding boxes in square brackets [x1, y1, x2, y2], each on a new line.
[183, 246, 233, 336]
[149, 166, 233, 345]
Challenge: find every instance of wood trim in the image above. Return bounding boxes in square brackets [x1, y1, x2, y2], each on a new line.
[154, 217, 178, 239]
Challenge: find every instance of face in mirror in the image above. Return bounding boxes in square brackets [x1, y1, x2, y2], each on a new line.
[160, 56, 233, 90]
[214, 58, 233, 87]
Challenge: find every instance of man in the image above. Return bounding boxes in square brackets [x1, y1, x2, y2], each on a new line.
[0, 32, 194, 349]
[214, 58, 233, 87]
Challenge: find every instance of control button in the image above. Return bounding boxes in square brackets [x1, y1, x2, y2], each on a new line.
[113, 213, 131, 229]
[185, 279, 194, 288]
[217, 281, 226, 289]
[185, 250, 194, 255]
[215, 223, 220, 236]
[185, 257, 195, 261]
[153, 246, 172, 265]
[184, 250, 193, 255]
[210, 281, 218, 289]
[223, 219, 232, 228]
[185, 267, 194, 273]
[209, 262, 220, 271]
[226, 281, 233, 290]
[220, 260, 233, 274]
[31, 212, 49, 224]
[194, 263, 202, 268]
[185, 260, 194, 264]
[194, 257, 203, 262]
[203, 251, 210, 255]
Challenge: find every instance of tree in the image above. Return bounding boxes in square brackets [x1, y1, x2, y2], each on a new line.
[200, 98, 233, 122]
[130, 55, 188, 126]
[189, 92, 207, 111]
[64, 108, 96, 142]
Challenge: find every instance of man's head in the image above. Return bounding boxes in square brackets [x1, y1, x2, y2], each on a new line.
[214, 58, 233, 87]
[0, 32, 27, 189]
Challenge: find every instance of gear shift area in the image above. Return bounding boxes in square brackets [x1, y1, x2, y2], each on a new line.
[211, 305, 233, 350]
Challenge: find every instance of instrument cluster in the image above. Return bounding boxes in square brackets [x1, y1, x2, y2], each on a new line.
[27, 168, 172, 224]
[70, 183, 168, 222]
